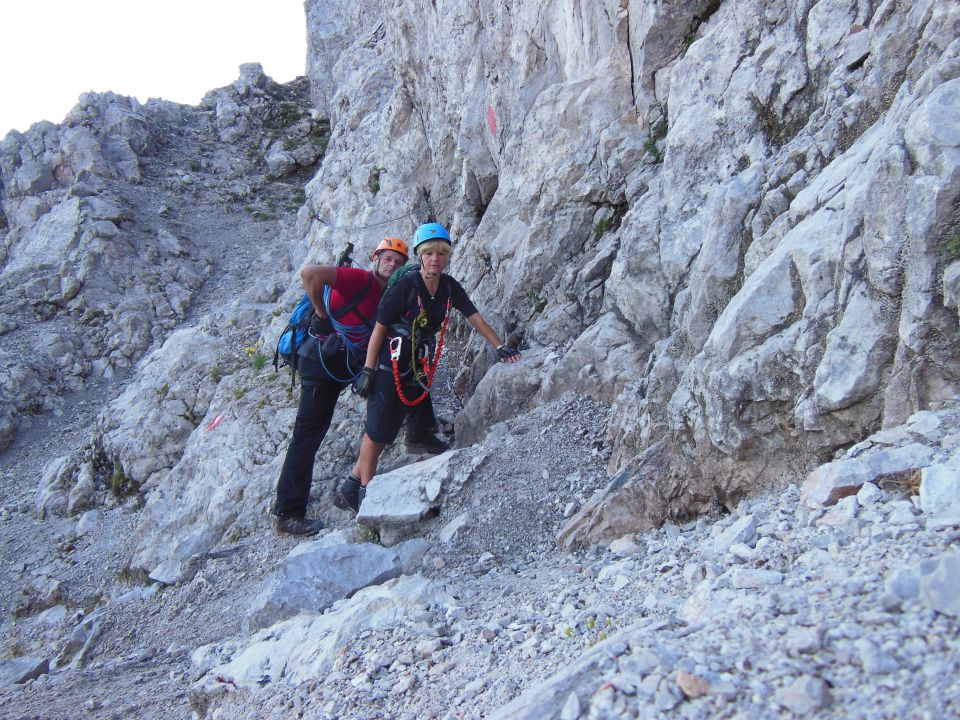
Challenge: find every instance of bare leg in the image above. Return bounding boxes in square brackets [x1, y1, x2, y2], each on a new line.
[352, 433, 387, 486]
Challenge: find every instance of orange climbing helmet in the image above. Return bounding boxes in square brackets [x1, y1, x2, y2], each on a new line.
[371, 236, 409, 261]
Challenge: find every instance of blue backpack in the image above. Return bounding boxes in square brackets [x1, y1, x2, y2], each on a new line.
[273, 293, 315, 382]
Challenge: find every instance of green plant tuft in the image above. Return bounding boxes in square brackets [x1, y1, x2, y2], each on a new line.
[593, 218, 612, 241]
[211, 366, 223, 383]
[358, 524, 380, 544]
[941, 234, 960, 259]
[643, 136, 662, 160]
[109, 461, 139, 497]
[368, 167, 383, 196]
[252, 354, 267, 371]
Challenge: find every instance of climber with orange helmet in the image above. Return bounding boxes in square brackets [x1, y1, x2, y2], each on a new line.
[334, 222, 521, 514]
[271, 236, 445, 535]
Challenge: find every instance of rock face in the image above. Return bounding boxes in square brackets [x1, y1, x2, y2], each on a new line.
[0, 67, 326, 453]
[295, 0, 960, 544]
[0, 94, 206, 451]
[3, 5, 960, 718]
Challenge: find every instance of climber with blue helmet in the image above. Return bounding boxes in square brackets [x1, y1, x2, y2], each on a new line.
[334, 222, 521, 514]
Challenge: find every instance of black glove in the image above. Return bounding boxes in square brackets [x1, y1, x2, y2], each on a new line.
[496, 344, 521, 362]
[353, 367, 374, 398]
[310, 314, 333, 336]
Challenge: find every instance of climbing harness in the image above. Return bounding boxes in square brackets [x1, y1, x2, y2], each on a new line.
[389, 297, 452, 407]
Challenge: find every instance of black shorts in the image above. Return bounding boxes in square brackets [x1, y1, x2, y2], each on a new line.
[365, 368, 429, 443]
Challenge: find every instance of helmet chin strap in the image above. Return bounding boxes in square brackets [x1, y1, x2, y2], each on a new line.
[420, 259, 439, 280]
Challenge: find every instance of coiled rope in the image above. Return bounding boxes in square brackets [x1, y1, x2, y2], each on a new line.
[317, 285, 372, 383]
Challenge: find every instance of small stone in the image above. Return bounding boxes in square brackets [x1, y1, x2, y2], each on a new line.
[683, 562, 705, 586]
[775, 675, 831, 714]
[620, 649, 660, 677]
[663, 523, 681, 541]
[416, 638, 442, 657]
[76, 509, 102, 536]
[391, 674, 416, 695]
[785, 627, 821, 654]
[559, 690, 581, 720]
[857, 482, 883, 506]
[888, 501, 918, 526]
[655, 683, 683, 711]
[397, 651, 415, 665]
[801, 459, 871, 508]
[920, 462, 960, 519]
[730, 569, 783, 589]
[879, 592, 903, 613]
[608, 537, 643, 556]
[349, 672, 371, 688]
[919, 550, 960, 617]
[885, 566, 921, 601]
[676, 670, 710, 698]
[712, 515, 757, 554]
[857, 640, 900, 674]
[463, 676, 487, 696]
[438, 514, 470, 543]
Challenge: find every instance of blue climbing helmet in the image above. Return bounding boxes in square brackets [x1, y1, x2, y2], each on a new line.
[412, 223, 452, 255]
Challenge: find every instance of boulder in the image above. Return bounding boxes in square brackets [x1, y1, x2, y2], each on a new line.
[245, 533, 404, 632]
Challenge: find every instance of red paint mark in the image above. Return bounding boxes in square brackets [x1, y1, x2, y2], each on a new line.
[486, 106, 497, 137]
[205, 413, 225, 432]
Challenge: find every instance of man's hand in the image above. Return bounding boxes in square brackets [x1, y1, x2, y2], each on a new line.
[496, 345, 521, 363]
[353, 367, 375, 397]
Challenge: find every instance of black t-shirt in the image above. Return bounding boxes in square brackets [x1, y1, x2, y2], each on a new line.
[377, 270, 478, 369]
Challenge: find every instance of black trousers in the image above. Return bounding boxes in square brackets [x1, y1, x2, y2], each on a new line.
[272, 366, 438, 518]
[272, 375, 348, 518]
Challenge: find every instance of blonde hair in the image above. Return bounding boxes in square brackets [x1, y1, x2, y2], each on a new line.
[416, 240, 452, 257]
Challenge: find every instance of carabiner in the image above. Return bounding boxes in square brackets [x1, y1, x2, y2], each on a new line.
[389, 336, 403, 361]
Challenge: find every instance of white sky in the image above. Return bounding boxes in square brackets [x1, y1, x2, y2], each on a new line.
[0, 1, 307, 138]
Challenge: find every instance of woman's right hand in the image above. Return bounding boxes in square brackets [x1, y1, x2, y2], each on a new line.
[496, 344, 521, 363]
[353, 367, 375, 397]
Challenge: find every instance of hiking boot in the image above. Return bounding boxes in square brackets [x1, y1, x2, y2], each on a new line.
[275, 515, 324, 536]
[333, 475, 366, 514]
[404, 432, 450, 455]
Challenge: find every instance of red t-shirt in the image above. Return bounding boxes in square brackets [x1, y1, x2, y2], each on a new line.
[329, 267, 382, 343]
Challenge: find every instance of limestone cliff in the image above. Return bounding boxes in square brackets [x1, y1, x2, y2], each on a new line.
[298, 0, 960, 544]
